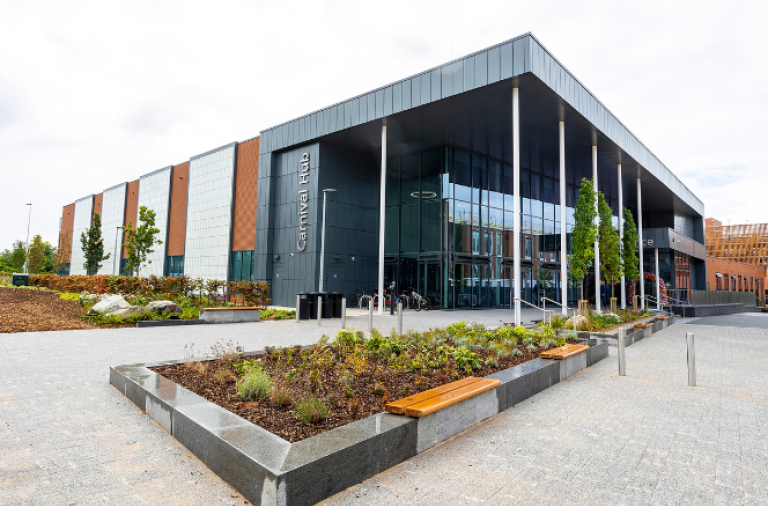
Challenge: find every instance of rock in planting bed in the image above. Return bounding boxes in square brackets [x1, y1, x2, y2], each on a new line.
[111, 324, 609, 505]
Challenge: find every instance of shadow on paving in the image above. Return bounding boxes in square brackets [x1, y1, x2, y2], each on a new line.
[685, 312, 768, 329]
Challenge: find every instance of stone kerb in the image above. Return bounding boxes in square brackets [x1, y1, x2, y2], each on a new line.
[110, 340, 609, 506]
[199, 308, 260, 323]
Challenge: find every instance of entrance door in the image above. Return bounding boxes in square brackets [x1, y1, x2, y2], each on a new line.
[418, 262, 442, 309]
[272, 265, 284, 306]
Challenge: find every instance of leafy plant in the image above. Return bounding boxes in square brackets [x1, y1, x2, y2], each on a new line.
[237, 367, 272, 400]
[622, 208, 640, 285]
[512, 348, 524, 358]
[123, 206, 162, 277]
[296, 397, 328, 424]
[570, 177, 598, 302]
[526, 344, 538, 353]
[453, 347, 481, 371]
[598, 192, 622, 302]
[80, 213, 110, 275]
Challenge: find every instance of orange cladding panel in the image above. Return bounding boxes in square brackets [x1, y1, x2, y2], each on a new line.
[93, 193, 103, 220]
[232, 138, 259, 251]
[123, 180, 140, 259]
[166, 162, 189, 257]
[59, 203, 75, 263]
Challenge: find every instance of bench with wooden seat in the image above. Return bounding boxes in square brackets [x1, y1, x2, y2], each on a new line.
[384, 377, 501, 418]
[634, 322, 652, 330]
[539, 344, 589, 360]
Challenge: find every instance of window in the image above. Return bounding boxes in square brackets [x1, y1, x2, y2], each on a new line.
[167, 255, 184, 278]
[230, 251, 254, 282]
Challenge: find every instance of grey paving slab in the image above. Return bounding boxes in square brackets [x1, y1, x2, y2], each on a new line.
[684, 312, 768, 329]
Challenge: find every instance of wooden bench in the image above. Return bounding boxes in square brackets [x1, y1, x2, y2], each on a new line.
[539, 344, 589, 360]
[634, 322, 652, 330]
[654, 315, 668, 322]
[384, 377, 501, 418]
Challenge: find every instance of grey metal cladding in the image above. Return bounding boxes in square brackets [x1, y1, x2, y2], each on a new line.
[526, 36, 702, 214]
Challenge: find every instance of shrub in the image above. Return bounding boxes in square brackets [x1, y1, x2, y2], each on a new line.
[270, 385, 293, 406]
[296, 397, 329, 424]
[526, 343, 538, 353]
[512, 348, 524, 358]
[237, 368, 273, 400]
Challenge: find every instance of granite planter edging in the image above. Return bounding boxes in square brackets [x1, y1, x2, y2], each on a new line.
[110, 341, 609, 506]
[200, 308, 261, 324]
[587, 314, 676, 348]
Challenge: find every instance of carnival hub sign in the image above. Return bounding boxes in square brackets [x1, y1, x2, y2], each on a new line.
[297, 152, 310, 251]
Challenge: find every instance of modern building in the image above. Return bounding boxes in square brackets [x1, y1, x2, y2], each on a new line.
[59, 33, 707, 317]
[705, 218, 768, 297]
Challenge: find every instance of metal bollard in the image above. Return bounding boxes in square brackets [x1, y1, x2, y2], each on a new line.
[686, 332, 696, 386]
[340, 297, 346, 329]
[368, 300, 374, 333]
[317, 296, 322, 326]
[296, 294, 300, 323]
[397, 301, 403, 335]
[618, 327, 626, 376]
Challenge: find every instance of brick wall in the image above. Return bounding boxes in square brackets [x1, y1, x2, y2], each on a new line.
[232, 138, 259, 251]
[166, 162, 189, 257]
[706, 256, 765, 295]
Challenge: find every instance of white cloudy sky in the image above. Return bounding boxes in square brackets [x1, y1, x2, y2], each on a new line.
[1, 0, 766, 249]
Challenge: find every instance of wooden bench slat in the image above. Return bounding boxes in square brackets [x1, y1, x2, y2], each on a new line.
[404, 379, 501, 418]
[384, 377, 482, 415]
[539, 344, 589, 360]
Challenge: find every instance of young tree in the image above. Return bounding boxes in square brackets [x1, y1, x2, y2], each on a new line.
[27, 235, 46, 274]
[598, 192, 622, 303]
[123, 206, 163, 277]
[80, 212, 110, 275]
[1, 240, 27, 272]
[569, 177, 598, 302]
[622, 208, 640, 284]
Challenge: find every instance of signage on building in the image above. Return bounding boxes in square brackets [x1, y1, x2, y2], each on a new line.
[297, 153, 310, 251]
[642, 239, 654, 247]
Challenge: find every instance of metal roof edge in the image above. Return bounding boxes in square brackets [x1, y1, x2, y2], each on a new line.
[103, 182, 128, 193]
[190, 142, 238, 161]
[140, 166, 173, 179]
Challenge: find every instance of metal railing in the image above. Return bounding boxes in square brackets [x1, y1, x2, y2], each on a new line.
[690, 290, 757, 306]
[514, 297, 555, 326]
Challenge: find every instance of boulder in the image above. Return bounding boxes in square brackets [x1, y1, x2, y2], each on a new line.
[146, 300, 182, 316]
[107, 306, 147, 319]
[88, 295, 130, 316]
[563, 314, 588, 329]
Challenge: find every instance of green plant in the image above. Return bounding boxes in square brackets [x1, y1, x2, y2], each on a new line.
[512, 348, 524, 358]
[237, 367, 272, 400]
[453, 347, 481, 371]
[526, 343, 538, 353]
[371, 383, 386, 396]
[123, 206, 162, 277]
[270, 385, 293, 406]
[522, 337, 534, 346]
[561, 329, 578, 342]
[570, 177, 598, 301]
[296, 397, 328, 424]
[622, 208, 640, 285]
[598, 191, 622, 301]
[80, 212, 110, 275]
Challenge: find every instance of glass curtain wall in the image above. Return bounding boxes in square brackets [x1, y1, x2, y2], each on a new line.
[384, 146, 619, 309]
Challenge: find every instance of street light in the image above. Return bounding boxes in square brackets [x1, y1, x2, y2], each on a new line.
[24, 203, 32, 273]
[318, 188, 337, 292]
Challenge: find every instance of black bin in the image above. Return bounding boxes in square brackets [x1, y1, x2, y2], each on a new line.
[308, 292, 320, 320]
[319, 292, 333, 318]
[12, 273, 29, 287]
[297, 292, 310, 320]
[331, 292, 343, 318]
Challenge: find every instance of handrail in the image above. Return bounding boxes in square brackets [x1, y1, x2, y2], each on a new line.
[514, 297, 555, 326]
[641, 295, 673, 316]
[541, 297, 572, 311]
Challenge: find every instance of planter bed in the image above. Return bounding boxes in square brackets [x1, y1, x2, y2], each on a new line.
[110, 339, 608, 506]
[587, 314, 676, 348]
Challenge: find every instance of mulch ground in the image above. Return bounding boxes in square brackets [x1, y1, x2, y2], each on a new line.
[0, 287, 98, 333]
[152, 344, 546, 443]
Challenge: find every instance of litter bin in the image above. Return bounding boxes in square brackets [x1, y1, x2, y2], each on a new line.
[308, 292, 319, 320]
[297, 292, 310, 320]
[12, 273, 29, 287]
[318, 292, 333, 318]
[331, 292, 343, 318]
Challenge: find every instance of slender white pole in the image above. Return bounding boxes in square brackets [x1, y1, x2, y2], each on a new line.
[319, 191, 328, 292]
[593, 146, 600, 313]
[559, 121, 567, 315]
[637, 176, 645, 310]
[618, 164, 625, 310]
[24, 204, 32, 273]
[513, 88, 521, 325]
[114, 226, 122, 275]
[655, 248, 661, 310]
[378, 124, 387, 315]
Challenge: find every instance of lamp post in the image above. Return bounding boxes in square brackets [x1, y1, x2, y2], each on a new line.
[114, 226, 123, 275]
[24, 203, 32, 273]
[318, 189, 337, 292]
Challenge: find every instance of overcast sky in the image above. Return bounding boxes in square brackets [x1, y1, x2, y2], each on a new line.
[2, 0, 766, 250]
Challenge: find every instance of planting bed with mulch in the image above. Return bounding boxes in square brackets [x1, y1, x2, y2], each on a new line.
[0, 287, 99, 333]
[152, 326, 579, 442]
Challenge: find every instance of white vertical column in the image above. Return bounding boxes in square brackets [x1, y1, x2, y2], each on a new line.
[593, 146, 600, 313]
[618, 164, 625, 309]
[655, 248, 661, 310]
[378, 124, 387, 315]
[513, 88, 521, 325]
[559, 121, 568, 315]
[637, 176, 645, 310]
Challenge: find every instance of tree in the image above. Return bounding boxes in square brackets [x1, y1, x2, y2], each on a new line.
[80, 212, 110, 275]
[569, 177, 598, 302]
[55, 230, 72, 275]
[123, 206, 163, 277]
[0, 240, 27, 272]
[598, 192, 622, 304]
[622, 208, 640, 284]
[27, 235, 46, 274]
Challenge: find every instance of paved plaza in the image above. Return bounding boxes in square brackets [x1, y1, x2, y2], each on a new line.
[2, 312, 768, 505]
